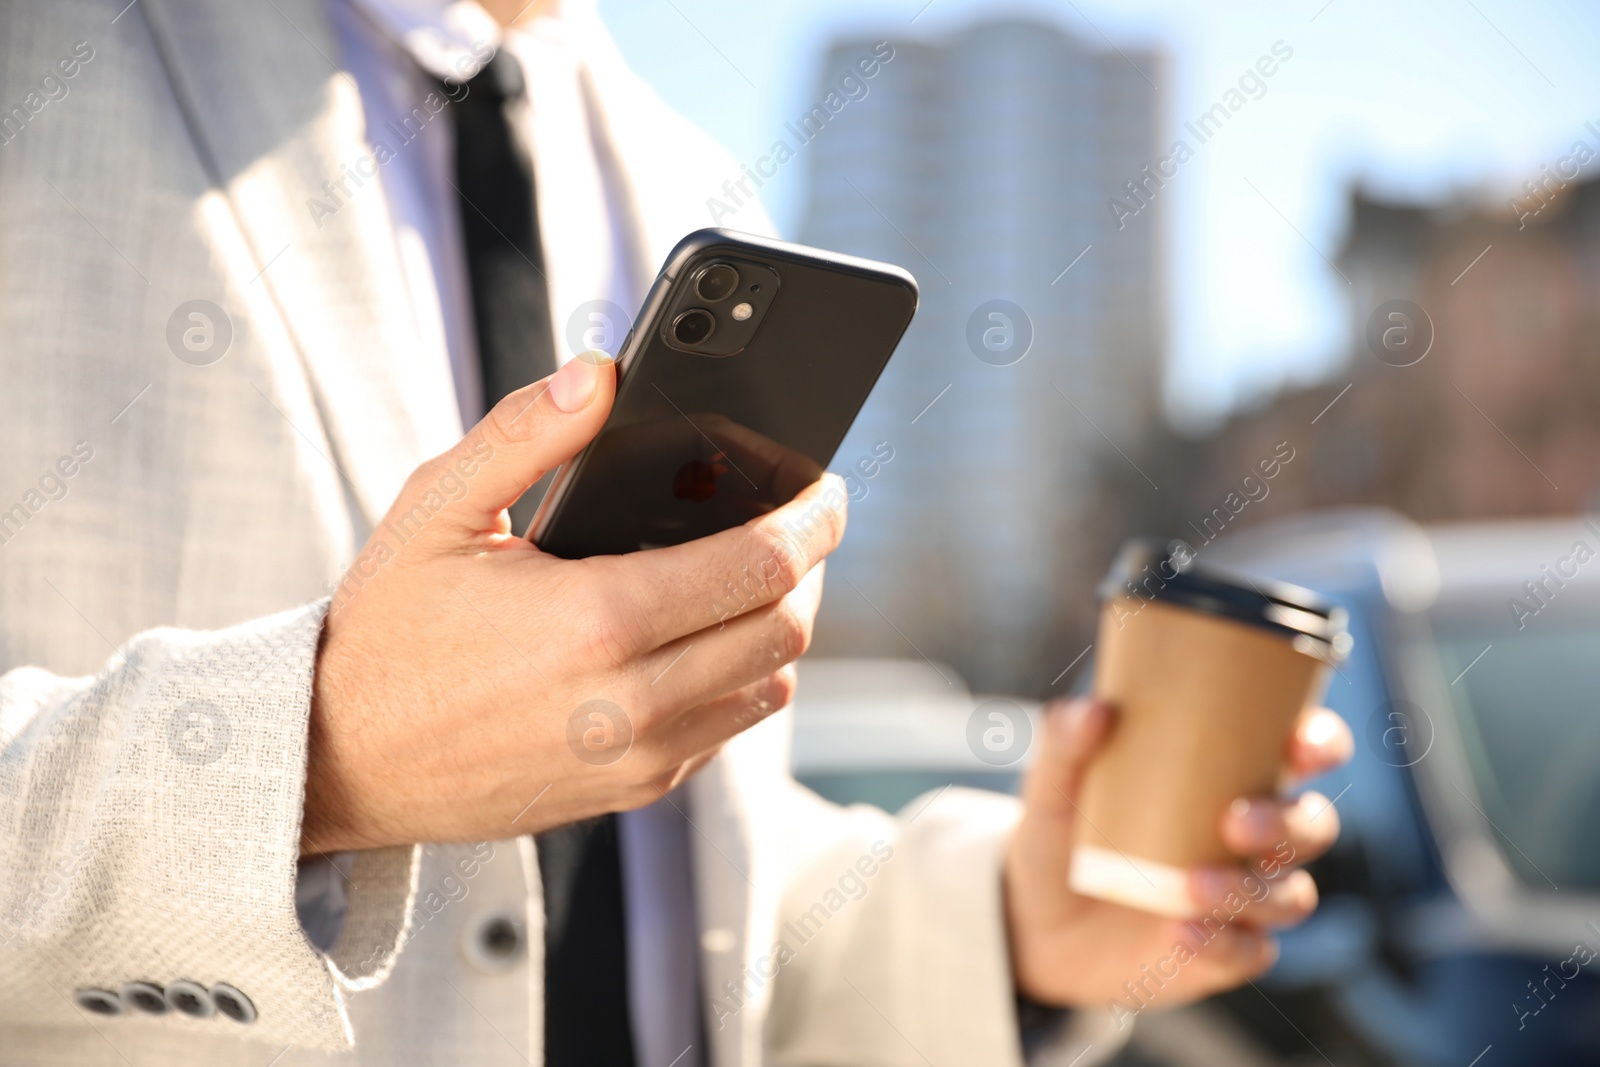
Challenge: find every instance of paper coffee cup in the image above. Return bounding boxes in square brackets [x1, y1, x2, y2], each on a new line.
[1069, 539, 1350, 918]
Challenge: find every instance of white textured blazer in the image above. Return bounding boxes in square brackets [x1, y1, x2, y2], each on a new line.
[0, 1, 1058, 1063]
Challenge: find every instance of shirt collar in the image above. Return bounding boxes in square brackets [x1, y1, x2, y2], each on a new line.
[345, 0, 503, 82]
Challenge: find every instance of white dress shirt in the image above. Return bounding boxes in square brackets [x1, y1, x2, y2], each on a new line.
[313, 4, 704, 1065]
[326, 0, 641, 426]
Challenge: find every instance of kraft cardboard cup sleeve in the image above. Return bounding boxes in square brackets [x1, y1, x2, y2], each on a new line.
[1069, 539, 1351, 918]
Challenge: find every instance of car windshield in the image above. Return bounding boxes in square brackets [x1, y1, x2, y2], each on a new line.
[1433, 617, 1600, 892]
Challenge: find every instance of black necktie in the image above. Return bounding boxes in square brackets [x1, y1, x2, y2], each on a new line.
[446, 52, 635, 1066]
[536, 815, 637, 1067]
[447, 49, 559, 531]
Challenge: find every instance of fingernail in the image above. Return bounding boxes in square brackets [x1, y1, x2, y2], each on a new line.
[1302, 710, 1341, 747]
[1049, 702, 1078, 739]
[1284, 869, 1317, 911]
[1214, 927, 1270, 966]
[1230, 798, 1275, 844]
[1190, 866, 1236, 906]
[1050, 700, 1090, 742]
[549, 351, 611, 412]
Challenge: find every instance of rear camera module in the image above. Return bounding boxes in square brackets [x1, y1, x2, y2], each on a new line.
[672, 308, 716, 346]
[694, 264, 740, 302]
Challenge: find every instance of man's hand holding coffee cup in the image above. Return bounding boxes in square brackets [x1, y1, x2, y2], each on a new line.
[1004, 697, 1354, 1009]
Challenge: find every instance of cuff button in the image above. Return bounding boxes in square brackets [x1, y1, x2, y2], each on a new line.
[463, 911, 525, 974]
[120, 982, 169, 1014]
[210, 983, 256, 1024]
[164, 980, 215, 1018]
[72, 989, 124, 1016]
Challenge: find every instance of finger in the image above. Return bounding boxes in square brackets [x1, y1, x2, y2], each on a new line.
[1285, 707, 1353, 783]
[1189, 866, 1318, 930]
[640, 667, 797, 773]
[610, 473, 850, 647]
[1220, 791, 1341, 864]
[1160, 920, 1279, 997]
[432, 353, 616, 528]
[641, 562, 824, 716]
[694, 413, 825, 503]
[655, 743, 725, 794]
[1017, 701, 1115, 898]
[1019, 698, 1115, 823]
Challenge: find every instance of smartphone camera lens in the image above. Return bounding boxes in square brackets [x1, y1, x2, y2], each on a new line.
[694, 264, 740, 302]
[672, 308, 716, 346]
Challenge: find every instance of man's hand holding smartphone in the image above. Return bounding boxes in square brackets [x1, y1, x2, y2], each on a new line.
[301, 354, 845, 854]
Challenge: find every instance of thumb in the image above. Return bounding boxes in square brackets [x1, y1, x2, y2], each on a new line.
[439, 351, 616, 527]
[1019, 698, 1114, 825]
[1008, 698, 1115, 907]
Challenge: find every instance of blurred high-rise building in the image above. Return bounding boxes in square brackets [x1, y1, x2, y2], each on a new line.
[1148, 177, 1600, 544]
[796, 20, 1163, 695]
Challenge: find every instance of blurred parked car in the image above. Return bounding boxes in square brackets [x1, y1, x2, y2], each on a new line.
[1197, 508, 1600, 1067]
[795, 509, 1600, 1066]
[791, 657, 1038, 812]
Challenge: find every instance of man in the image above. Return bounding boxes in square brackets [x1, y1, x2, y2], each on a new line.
[0, 0, 1353, 1064]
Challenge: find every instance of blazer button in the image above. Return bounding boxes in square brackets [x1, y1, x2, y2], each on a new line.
[209, 983, 256, 1024]
[463, 911, 525, 973]
[120, 982, 169, 1014]
[72, 989, 124, 1016]
[164, 980, 215, 1018]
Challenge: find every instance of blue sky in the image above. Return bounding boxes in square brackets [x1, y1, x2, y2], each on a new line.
[599, 0, 1600, 427]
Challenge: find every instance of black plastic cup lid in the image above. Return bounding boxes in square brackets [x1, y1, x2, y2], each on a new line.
[1098, 539, 1350, 661]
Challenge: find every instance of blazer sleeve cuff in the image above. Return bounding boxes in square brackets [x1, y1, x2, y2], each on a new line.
[323, 844, 422, 992]
[893, 791, 1132, 1067]
[764, 787, 1029, 1066]
[0, 598, 418, 1050]
[881, 786, 1028, 1064]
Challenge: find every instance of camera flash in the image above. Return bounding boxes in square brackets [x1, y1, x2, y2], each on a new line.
[731, 302, 753, 321]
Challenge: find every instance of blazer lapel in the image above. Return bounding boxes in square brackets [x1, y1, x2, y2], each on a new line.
[140, 0, 462, 528]
[568, 11, 789, 1065]
[564, 0, 780, 276]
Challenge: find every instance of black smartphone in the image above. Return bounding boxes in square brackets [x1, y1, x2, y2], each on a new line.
[526, 228, 918, 558]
